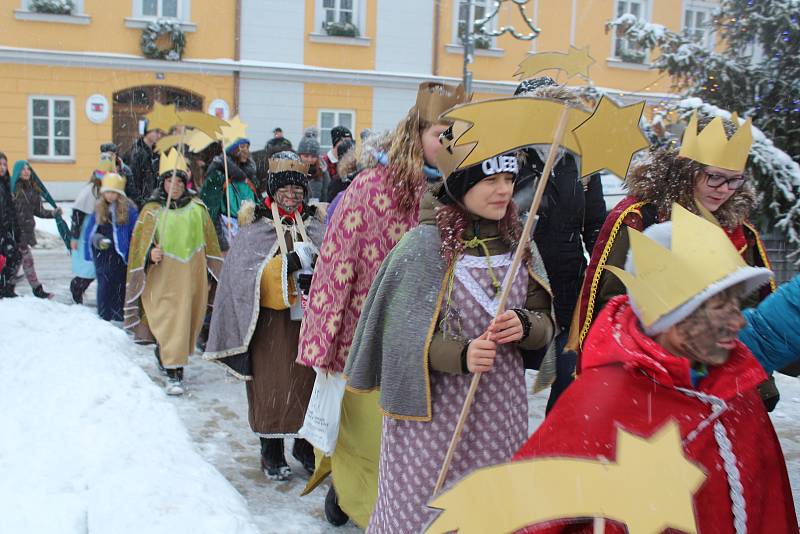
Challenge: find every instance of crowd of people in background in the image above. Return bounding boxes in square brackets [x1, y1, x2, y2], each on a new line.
[0, 76, 798, 532]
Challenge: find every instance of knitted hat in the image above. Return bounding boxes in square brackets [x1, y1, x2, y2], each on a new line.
[330, 126, 353, 147]
[100, 142, 119, 154]
[100, 172, 127, 196]
[297, 127, 321, 156]
[267, 151, 309, 198]
[513, 76, 557, 96]
[437, 150, 519, 205]
[225, 137, 251, 156]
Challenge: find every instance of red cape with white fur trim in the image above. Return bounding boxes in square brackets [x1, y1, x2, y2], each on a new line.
[513, 296, 797, 533]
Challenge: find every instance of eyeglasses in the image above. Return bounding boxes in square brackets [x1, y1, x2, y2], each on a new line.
[704, 171, 747, 190]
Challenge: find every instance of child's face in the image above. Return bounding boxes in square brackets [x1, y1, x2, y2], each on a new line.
[0, 159, 7, 176]
[463, 172, 515, 221]
[20, 165, 31, 180]
[103, 191, 120, 203]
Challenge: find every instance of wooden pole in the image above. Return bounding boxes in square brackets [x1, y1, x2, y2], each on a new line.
[222, 141, 233, 236]
[432, 106, 572, 496]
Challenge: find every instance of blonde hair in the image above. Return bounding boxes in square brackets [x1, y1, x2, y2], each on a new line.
[96, 195, 130, 226]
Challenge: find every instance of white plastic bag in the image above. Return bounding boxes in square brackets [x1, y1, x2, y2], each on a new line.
[298, 369, 346, 455]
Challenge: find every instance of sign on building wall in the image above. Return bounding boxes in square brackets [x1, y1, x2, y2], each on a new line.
[208, 99, 230, 120]
[85, 94, 109, 124]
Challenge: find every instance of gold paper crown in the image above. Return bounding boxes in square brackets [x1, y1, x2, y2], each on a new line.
[416, 82, 469, 123]
[100, 172, 126, 195]
[158, 148, 189, 176]
[268, 158, 309, 175]
[678, 111, 753, 172]
[605, 204, 751, 328]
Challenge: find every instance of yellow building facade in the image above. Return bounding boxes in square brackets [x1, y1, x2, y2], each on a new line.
[0, 0, 235, 197]
[2, 0, 717, 196]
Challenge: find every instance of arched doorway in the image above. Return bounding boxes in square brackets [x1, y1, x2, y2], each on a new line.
[112, 86, 203, 156]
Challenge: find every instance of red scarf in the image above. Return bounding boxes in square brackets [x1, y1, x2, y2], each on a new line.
[264, 196, 302, 221]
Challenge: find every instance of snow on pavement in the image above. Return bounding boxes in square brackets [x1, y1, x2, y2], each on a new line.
[3, 245, 799, 533]
[0, 296, 260, 534]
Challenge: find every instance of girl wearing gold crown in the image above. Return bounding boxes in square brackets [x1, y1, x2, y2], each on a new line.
[565, 112, 777, 410]
[124, 149, 222, 396]
[204, 151, 324, 481]
[83, 172, 138, 322]
[345, 138, 554, 532]
[295, 82, 468, 527]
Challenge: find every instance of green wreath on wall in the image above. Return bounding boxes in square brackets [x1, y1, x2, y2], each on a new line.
[140, 20, 186, 61]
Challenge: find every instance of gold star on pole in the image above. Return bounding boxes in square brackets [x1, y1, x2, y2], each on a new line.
[176, 110, 229, 137]
[155, 134, 182, 154]
[572, 95, 650, 177]
[426, 421, 705, 534]
[514, 45, 595, 80]
[145, 102, 180, 133]
[217, 115, 248, 144]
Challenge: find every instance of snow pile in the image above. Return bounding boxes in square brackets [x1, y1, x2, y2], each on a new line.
[0, 298, 260, 534]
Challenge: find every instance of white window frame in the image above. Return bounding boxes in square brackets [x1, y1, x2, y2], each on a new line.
[451, 0, 498, 50]
[318, 109, 356, 154]
[132, 0, 190, 21]
[314, 0, 366, 36]
[28, 95, 75, 162]
[682, 0, 717, 51]
[611, 0, 652, 64]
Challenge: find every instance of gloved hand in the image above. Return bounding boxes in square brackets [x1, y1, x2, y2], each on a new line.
[293, 242, 317, 271]
[92, 233, 112, 251]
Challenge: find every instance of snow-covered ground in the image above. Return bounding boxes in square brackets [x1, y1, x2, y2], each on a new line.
[2, 237, 799, 533]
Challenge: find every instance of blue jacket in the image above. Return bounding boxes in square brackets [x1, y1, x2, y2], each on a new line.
[740, 275, 800, 375]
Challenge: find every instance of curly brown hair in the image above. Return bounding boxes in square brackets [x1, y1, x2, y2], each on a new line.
[434, 201, 531, 267]
[626, 116, 755, 229]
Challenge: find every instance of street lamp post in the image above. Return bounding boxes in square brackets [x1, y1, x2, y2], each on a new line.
[462, 0, 543, 93]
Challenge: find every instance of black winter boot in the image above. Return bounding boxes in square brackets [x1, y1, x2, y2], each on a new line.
[165, 367, 184, 396]
[291, 438, 316, 475]
[325, 485, 350, 526]
[260, 438, 290, 481]
[32, 285, 53, 299]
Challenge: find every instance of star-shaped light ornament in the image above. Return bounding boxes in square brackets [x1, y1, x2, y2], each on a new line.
[514, 45, 595, 80]
[425, 421, 705, 534]
[145, 102, 180, 134]
[573, 95, 649, 177]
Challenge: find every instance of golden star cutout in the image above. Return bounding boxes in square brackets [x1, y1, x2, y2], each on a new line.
[426, 421, 705, 534]
[514, 45, 595, 80]
[573, 95, 649, 177]
[145, 102, 180, 133]
[187, 130, 216, 153]
[176, 110, 229, 138]
[155, 134, 182, 154]
[217, 115, 248, 144]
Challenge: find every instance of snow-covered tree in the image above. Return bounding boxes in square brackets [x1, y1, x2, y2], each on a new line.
[607, 0, 800, 260]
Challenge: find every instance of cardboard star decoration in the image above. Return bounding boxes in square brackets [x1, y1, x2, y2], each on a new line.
[573, 95, 650, 177]
[438, 95, 648, 179]
[514, 45, 595, 80]
[155, 134, 183, 154]
[145, 102, 181, 134]
[425, 421, 705, 534]
[217, 115, 248, 144]
[187, 130, 216, 153]
[176, 110, 229, 138]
